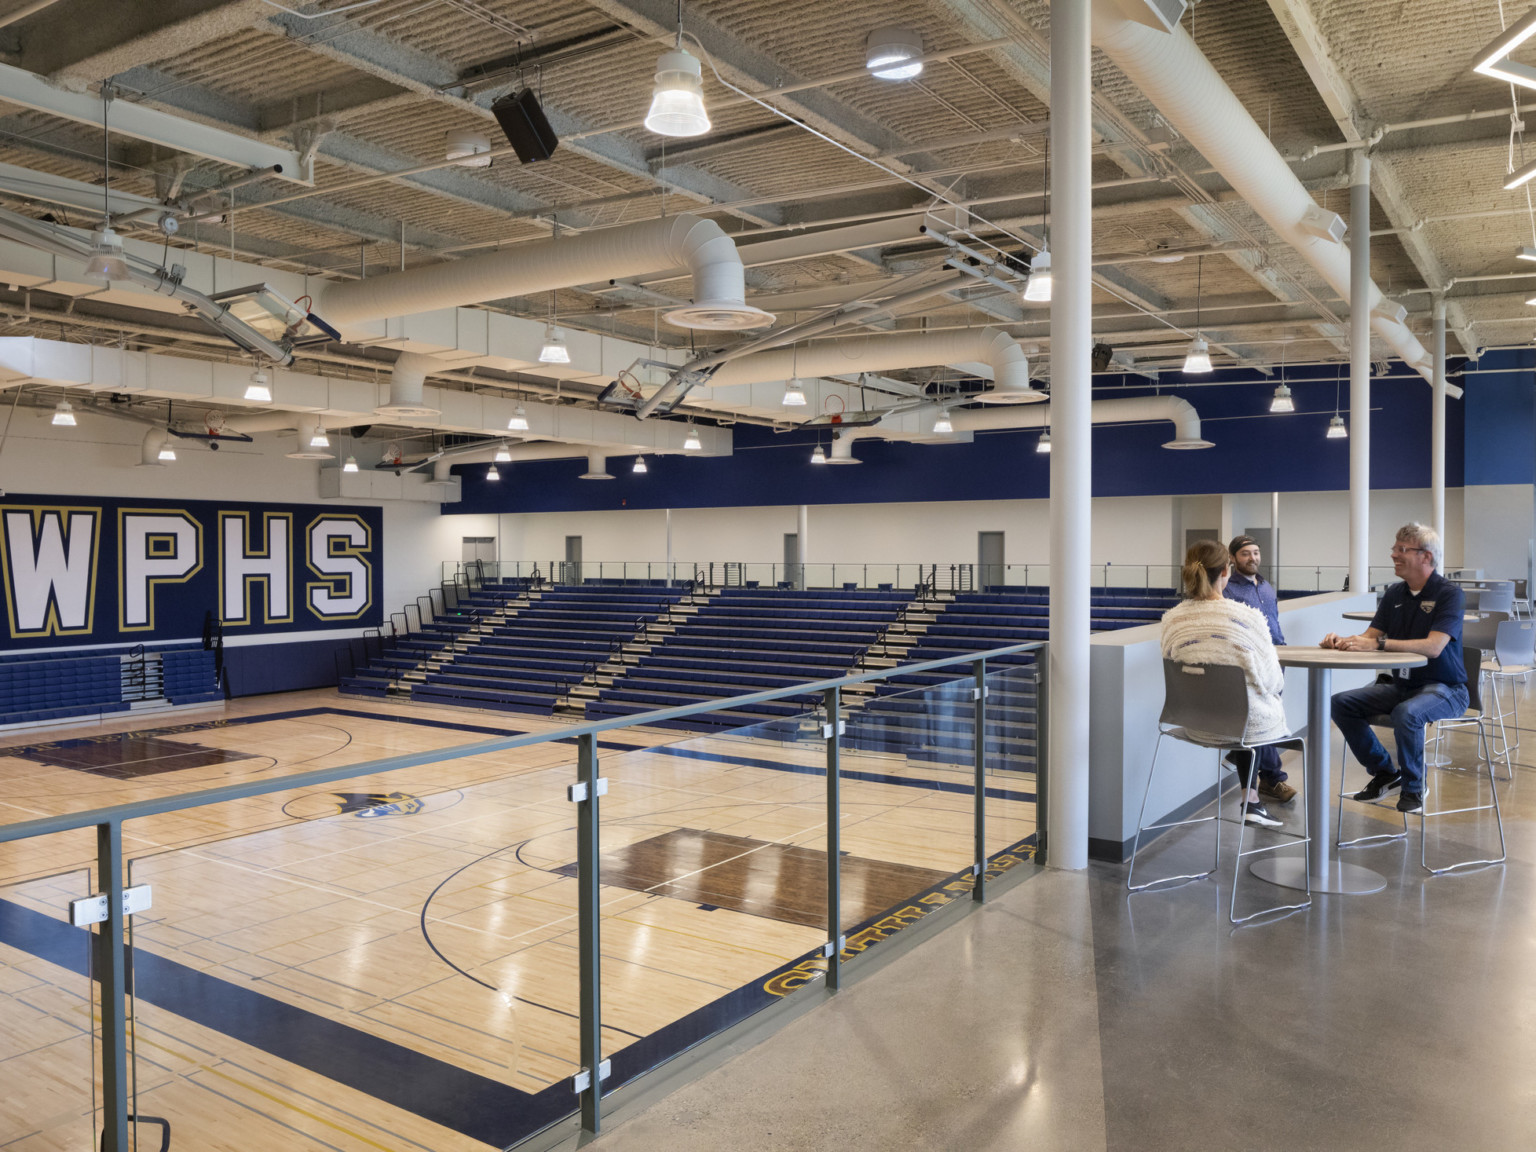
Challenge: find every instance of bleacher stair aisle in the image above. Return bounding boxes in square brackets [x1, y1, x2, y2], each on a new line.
[346, 581, 687, 717]
[584, 587, 911, 733]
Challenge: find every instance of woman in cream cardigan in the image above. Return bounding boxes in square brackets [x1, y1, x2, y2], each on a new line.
[1161, 539, 1290, 828]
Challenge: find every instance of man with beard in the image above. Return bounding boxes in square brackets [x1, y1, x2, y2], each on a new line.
[1223, 534, 1296, 805]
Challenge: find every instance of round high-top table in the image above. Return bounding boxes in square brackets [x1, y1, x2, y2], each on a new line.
[1250, 646, 1427, 895]
[1341, 610, 1483, 622]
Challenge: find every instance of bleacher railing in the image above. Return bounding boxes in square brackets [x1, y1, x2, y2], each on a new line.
[440, 559, 1403, 593]
[0, 641, 1044, 1151]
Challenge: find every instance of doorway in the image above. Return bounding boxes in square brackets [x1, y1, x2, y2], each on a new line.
[978, 531, 1004, 590]
[564, 535, 582, 585]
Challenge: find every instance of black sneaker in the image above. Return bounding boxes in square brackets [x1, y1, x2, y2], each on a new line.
[1397, 792, 1424, 815]
[1352, 772, 1403, 802]
[1241, 800, 1283, 828]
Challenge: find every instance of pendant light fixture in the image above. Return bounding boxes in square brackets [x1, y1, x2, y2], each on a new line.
[1327, 365, 1347, 438]
[487, 464, 501, 480]
[1269, 342, 1294, 412]
[539, 325, 569, 364]
[494, 445, 512, 462]
[782, 378, 807, 406]
[158, 444, 177, 462]
[932, 407, 953, 434]
[309, 428, 330, 448]
[683, 424, 702, 451]
[51, 398, 76, 426]
[343, 455, 359, 473]
[84, 85, 131, 283]
[810, 443, 827, 464]
[508, 402, 529, 431]
[1036, 427, 1051, 454]
[245, 370, 272, 403]
[1023, 138, 1052, 302]
[645, 2, 710, 137]
[632, 455, 648, 474]
[1182, 256, 1212, 373]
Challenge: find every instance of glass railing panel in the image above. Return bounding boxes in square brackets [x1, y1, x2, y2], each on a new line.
[123, 756, 582, 1151]
[0, 862, 100, 1150]
[595, 707, 832, 1091]
[983, 662, 1043, 866]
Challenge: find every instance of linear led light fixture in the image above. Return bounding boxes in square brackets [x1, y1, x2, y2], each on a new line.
[1474, 8, 1536, 92]
[1507, 157, 1536, 190]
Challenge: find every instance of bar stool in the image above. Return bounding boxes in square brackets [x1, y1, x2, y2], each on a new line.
[1128, 659, 1310, 924]
[1485, 620, 1534, 764]
[1339, 647, 1506, 874]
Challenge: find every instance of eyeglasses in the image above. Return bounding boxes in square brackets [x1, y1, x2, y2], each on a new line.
[1389, 545, 1428, 556]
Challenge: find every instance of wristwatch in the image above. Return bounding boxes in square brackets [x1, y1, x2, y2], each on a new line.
[1377, 636, 1387, 651]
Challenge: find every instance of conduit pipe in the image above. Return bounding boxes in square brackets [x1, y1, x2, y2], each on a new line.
[317, 216, 773, 332]
[1089, 2, 1436, 382]
[707, 328, 1038, 401]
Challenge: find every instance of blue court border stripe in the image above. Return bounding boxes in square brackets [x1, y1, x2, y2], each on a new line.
[0, 835, 1039, 1149]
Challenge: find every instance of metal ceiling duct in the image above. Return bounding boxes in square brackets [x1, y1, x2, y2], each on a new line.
[707, 328, 1037, 398]
[948, 395, 1213, 449]
[1088, 1, 1447, 390]
[378, 351, 442, 418]
[317, 216, 774, 332]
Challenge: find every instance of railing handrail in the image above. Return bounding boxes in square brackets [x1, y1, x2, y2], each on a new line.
[0, 640, 1045, 846]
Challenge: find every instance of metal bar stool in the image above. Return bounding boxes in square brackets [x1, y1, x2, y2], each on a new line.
[1485, 620, 1533, 766]
[1339, 647, 1507, 874]
[1128, 659, 1310, 924]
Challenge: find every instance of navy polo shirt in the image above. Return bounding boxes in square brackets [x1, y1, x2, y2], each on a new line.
[1224, 572, 1285, 645]
[1368, 571, 1466, 687]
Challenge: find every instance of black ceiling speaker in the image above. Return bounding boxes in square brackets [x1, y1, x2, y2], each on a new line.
[491, 88, 559, 164]
[1091, 342, 1114, 373]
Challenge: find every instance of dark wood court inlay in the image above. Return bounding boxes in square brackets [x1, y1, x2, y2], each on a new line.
[556, 828, 950, 928]
[10, 735, 255, 778]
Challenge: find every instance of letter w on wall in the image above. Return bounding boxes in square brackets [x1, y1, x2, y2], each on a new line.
[1, 507, 99, 638]
[220, 512, 292, 625]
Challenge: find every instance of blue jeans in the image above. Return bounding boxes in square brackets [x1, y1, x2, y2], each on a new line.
[1228, 744, 1286, 788]
[1331, 679, 1470, 797]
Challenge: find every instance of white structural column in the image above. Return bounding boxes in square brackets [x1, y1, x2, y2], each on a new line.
[797, 504, 809, 591]
[1047, 0, 1091, 871]
[1349, 151, 1371, 593]
[1431, 295, 1447, 540]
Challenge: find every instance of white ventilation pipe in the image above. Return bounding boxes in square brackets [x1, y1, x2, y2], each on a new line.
[956, 395, 1210, 448]
[860, 394, 1212, 447]
[378, 352, 441, 418]
[138, 426, 168, 466]
[1089, 2, 1444, 387]
[708, 328, 1036, 398]
[222, 411, 308, 435]
[429, 441, 619, 480]
[316, 216, 773, 332]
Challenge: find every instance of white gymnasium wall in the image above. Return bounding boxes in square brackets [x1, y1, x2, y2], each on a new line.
[1462, 484, 1534, 580]
[484, 489, 1463, 577]
[493, 496, 1175, 570]
[0, 403, 482, 613]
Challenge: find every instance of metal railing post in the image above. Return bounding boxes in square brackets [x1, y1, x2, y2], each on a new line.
[1035, 654, 1050, 864]
[973, 659, 987, 903]
[96, 820, 130, 1152]
[824, 686, 843, 992]
[574, 733, 604, 1132]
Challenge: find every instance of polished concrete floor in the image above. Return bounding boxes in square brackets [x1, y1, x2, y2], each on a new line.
[578, 715, 1536, 1152]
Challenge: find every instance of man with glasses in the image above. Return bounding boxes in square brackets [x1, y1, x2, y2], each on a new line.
[1320, 523, 1468, 815]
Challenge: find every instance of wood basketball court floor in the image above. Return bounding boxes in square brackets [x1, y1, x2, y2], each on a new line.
[0, 688, 1037, 1151]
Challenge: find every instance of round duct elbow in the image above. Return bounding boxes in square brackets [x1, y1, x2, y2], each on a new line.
[973, 334, 1043, 403]
[287, 415, 335, 460]
[137, 426, 169, 467]
[824, 434, 862, 465]
[661, 219, 775, 330]
[376, 352, 442, 419]
[579, 451, 614, 480]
